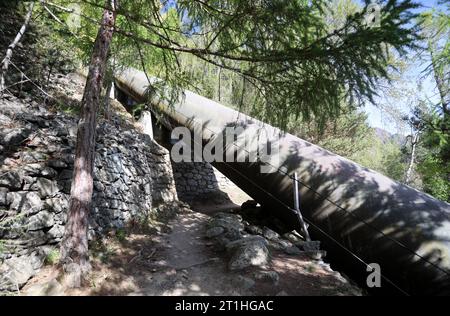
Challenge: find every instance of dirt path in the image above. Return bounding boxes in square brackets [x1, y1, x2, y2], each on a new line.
[129, 211, 258, 296]
[22, 185, 362, 296]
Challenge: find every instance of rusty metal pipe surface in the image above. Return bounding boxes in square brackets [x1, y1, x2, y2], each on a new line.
[114, 68, 450, 295]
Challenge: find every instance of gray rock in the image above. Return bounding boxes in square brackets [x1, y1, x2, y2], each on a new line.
[215, 212, 243, 222]
[22, 164, 57, 179]
[109, 199, 120, 209]
[24, 279, 64, 296]
[47, 225, 64, 240]
[246, 225, 263, 235]
[0, 256, 35, 291]
[0, 187, 8, 206]
[277, 239, 293, 249]
[254, 271, 279, 284]
[226, 235, 268, 251]
[298, 240, 321, 251]
[228, 238, 269, 271]
[267, 240, 285, 251]
[29, 250, 45, 270]
[7, 191, 43, 214]
[45, 196, 68, 214]
[303, 250, 327, 260]
[205, 226, 225, 238]
[48, 160, 68, 169]
[284, 245, 303, 255]
[26, 211, 55, 231]
[1, 128, 30, 146]
[93, 181, 105, 192]
[283, 232, 302, 244]
[40, 167, 58, 179]
[57, 169, 73, 181]
[31, 178, 60, 197]
[21, 152, 49, 164]
[0, 171, 22, 190]
[208, 217, 244, 232]
[236, 276, 255, 289]
[262, 227, 279, 240]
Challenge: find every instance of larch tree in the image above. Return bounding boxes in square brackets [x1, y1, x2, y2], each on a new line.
[414, 2, 449, 201]
[44, 0, 421, 285]
[59, 0, 118, 287]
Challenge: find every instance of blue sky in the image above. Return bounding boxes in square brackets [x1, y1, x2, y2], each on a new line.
[364, 0, 447, 135]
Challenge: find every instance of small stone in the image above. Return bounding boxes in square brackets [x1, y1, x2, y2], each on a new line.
[246, 225, 263, 235]
[304, 250, 327, 260]
[299, 241, 321, 251]
[215, 212, 243, 222]
[0, 171, 22, 190]
[93, 181, 105, 192]
[40, 167, 58, 179]
[284, 246, 303, 255]
[283, 232, 302, 244]
[254, 271, 279, 285]
[1, 128, 30, 146]
[262, 227, 279, 240]
[48, 160, 68, 169]
[267, 241, 284, 250]
[208, 217, 244, 232]
[45, 196, 69, 214]
[31, 178, 60, 197]
[22, 164, 57, 179]
[0, 256, 35, 291]
[205, 226, 225, 238]
[225, 236, 268, 251]
[8, 191, 43, 214]
[228, 239, 269, 271]
[48, 225, 64, 240]
[27, 211, 55, 231]
[0, 187, 8, 206]
[236, 276, 255, 289]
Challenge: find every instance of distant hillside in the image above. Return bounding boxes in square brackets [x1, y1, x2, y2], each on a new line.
[373, 127, 406, 146]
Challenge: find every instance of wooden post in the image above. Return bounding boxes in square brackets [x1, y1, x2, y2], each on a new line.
[293, 172, 311, 241]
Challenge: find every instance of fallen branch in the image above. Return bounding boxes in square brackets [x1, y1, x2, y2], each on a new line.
[0, 2, 35, 95]
[9, 61, 55, 100]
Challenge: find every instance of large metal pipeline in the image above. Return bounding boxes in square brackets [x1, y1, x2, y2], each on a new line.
[114, 68, 450, 295]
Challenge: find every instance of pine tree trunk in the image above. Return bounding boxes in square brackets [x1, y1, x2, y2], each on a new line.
[59, 0, 117, 288]
[0, 2, 34, 95]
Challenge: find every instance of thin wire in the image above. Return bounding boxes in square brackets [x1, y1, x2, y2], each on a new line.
[185, 128, 411, 296]
[157, 97, 450, 278]
[129, 88, 413, 293]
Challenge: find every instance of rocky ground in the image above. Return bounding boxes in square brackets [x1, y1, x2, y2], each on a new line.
[21, 194, 362, 296]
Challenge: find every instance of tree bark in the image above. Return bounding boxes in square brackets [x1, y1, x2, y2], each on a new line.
[59, 0, 117, 287]
[0, 2, 35, 95]
[404, 132, 420, 185]
[430, 50, 449, 116]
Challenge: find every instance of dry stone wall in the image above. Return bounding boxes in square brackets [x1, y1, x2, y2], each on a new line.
[171, 161, 235, 201]
[0, 97, 178, 291]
